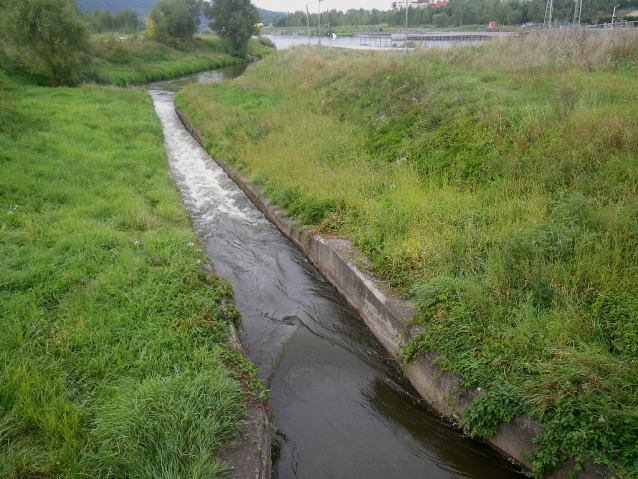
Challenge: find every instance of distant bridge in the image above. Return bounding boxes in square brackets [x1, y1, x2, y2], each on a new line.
[354, 30, 519, 45]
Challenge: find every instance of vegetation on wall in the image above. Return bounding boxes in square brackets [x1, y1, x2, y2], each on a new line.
[175, 29, 638, 477]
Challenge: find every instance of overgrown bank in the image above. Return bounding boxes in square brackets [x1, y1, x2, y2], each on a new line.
[175, 29, 638, 477]
[89, 35, 275, 86]
[0, 73, 260, 477]
[0, 34, 275, 87]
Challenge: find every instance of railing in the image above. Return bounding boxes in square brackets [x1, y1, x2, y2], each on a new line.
[354, 30, 519, 43]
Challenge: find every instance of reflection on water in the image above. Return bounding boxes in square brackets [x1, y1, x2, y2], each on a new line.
[148, 69, 524, 479]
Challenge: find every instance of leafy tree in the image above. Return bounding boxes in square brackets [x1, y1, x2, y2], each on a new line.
[204, 0, 259, 58]
[0, 0, 90, 86]
[86, 8, 114, 32]
[146, 0, 200, 45]
[114, 8, 139, 33]
[432, 12, 448, 26]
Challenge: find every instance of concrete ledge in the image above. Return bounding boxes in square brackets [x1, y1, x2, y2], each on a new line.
[200, 265, 271, 479]
[177, 108, 614, 479]
[217, 325, 271, 479]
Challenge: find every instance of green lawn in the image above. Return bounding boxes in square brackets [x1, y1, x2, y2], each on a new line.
[0, 73, 253, 478]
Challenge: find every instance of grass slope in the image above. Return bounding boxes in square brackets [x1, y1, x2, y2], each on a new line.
[90, 35, 275, 86]
[175, 29, 638, 477]
[0, 34, 274, 87]
[0, 73, 253, 477]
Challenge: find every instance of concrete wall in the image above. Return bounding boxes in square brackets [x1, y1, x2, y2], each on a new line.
[177, 109, 614, 479]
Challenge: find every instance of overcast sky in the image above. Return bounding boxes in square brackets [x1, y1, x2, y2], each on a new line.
[253, 0, 397, 14]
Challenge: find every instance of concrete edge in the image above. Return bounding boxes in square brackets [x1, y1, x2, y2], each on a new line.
[217, 324, 271, 479]
[177, 108, 614, 479]
[200, 263, 271, 479]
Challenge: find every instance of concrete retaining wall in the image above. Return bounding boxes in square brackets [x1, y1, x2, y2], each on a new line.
[177, 109, 613, 479]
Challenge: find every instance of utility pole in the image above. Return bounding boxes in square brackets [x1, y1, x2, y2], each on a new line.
[318, 0, 323, 45]
[306, 5, 311, 46]
[573, 0, 583, 26]
[543, 0, 553, 28]
[403, 0, 411, 54]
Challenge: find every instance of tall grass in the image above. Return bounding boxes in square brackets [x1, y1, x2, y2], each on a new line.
[0, 73, 250, 477]
[175, 29, 638, 477]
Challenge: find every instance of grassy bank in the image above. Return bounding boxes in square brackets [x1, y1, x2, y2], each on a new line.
[175, 29, 638, 477]
[0, 72, 258, 477]
[91, 35, 275, 86]
[0, 34, 275, 87]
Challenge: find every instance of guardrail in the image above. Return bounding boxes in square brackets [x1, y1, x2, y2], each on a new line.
[355, 30, 519, 43]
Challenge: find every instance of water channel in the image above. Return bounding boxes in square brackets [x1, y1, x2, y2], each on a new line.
[148, 65, 524, 479]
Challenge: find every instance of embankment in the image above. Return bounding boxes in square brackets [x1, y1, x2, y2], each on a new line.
[177, 109, 614, 479]
[174, 33, 638, 477]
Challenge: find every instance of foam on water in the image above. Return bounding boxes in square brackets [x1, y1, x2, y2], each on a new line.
[149, 89, 266, 228]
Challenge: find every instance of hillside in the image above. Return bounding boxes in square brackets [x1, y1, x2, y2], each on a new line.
[78, 0, 286, 21]
[78, 0, 154, 15]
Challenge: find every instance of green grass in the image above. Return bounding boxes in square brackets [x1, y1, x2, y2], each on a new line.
[0, 72, 255, 477]
[175, 29, 638, 477]
[90, 35, 275, 86]
[0, 34, 274, 87]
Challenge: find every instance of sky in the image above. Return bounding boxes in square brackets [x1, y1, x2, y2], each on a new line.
[253, 0, 397, 14]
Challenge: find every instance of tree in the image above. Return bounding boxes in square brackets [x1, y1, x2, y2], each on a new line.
[86, 9, 115, 32]
[0, 0, 89, 86]
[204, 0, 259, 58]
[146, 0, 200, 45]
[432, 12, 449, 27]
[114, 8, 139, 33]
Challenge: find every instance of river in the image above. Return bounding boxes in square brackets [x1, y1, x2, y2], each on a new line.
[148, 66, 524, 479]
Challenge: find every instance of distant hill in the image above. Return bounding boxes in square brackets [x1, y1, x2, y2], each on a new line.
[78, 0, 154, 15]
[258, 8, 286, 19]
[79, 1, 287, 19]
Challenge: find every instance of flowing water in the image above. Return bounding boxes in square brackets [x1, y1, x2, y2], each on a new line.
[148, 66, 524, 479]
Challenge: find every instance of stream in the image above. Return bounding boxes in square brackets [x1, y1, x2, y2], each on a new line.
[148, 66, 524, 479]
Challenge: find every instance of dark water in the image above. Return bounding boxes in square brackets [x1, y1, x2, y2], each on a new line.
[148, 67, 524, 479]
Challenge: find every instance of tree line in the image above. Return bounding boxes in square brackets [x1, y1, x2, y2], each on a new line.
[0, 0, 260, 87]
[84, 7, 140, 33]
[275, 0, 637, 28]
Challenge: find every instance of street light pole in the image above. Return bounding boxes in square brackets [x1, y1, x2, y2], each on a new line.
[318, 0, 323, 45]
[403, 0, 409, 54]
[612, 4, 619, 26]
[306, 5, 311, 46]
